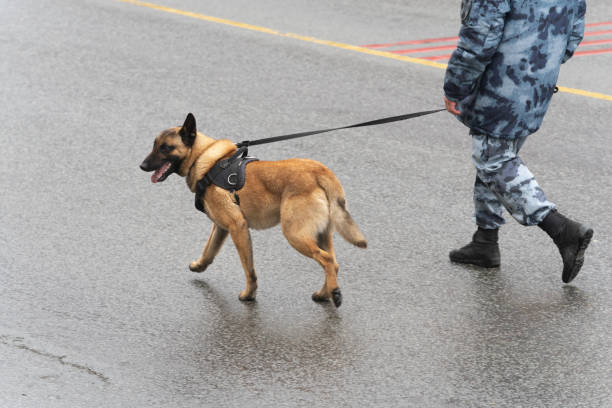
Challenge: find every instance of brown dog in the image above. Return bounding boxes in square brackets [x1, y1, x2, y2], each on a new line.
[140, 113, 366, 307]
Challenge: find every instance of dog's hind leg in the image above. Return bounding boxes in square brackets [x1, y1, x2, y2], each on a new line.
[286, 235, 342, 307]
[281, 193, 342, 307]
[311, 227, 340, 304]
[189, 224, 229, 272]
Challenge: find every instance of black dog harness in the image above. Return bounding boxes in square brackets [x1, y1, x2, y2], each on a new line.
[194, 147, 258, 213]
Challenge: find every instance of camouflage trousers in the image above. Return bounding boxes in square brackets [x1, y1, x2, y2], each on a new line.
[471, 132, 555, 229]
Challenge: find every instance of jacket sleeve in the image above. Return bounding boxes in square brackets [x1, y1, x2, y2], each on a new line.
[562, 1, 586, 63]
[443, 0, 511, 102]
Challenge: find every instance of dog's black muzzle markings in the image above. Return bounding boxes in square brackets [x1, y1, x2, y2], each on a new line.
[140, 155, 182, 183]
[140, 151, 164, 171]
[139, 159, 156, 172]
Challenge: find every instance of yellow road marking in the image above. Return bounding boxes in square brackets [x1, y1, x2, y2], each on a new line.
[118, 0, 446, 69]
[557, 86, 612, 101]
[118, 0, 612, 102]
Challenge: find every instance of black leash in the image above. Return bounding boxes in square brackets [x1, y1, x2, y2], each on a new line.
[195, 108, 445, 213]
[236, 108, 445, 148]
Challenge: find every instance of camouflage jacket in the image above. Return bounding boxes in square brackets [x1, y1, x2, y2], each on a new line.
[444, 0, 586, 139]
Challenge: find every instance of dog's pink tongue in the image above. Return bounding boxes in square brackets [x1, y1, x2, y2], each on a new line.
[151, 162, 171, 183]
[151, 170, 162, 183]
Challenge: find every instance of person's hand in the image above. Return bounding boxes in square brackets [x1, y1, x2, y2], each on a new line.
[444, 96, 461, 115]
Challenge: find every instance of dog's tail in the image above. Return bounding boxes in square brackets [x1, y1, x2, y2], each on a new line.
[318, 173, 367, 249]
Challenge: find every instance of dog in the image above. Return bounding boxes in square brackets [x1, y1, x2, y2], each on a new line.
[140, 113, 366, 307]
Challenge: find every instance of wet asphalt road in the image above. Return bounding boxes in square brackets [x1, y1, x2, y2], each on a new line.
[1, 0, 611, 407]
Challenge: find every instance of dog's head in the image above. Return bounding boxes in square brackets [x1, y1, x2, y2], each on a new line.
[140, 113, 198, 183]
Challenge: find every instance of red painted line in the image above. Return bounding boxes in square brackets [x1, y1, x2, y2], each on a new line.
[362, 22, 612, 50]
[391, 44, 457, 54]
[423, 43, 612, 61]
[417, 41, 612, 61]
[579, 38, 612, 46]
[585, 29, 612, 37]
[362, 36, 458, 49]
[585, 21, 612, 28]
[369, 27, 610, 49]
[574, 47, 612, 56]
[420, 54, 452, 61]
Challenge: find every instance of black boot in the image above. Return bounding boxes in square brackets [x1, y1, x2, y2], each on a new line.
[539, 210, 593, 283]
[449, 227, 500, 268]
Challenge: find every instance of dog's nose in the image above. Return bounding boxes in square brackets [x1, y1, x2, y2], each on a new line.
[140, 161, 149, 171]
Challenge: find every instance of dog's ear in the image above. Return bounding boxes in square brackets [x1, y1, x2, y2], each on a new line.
[180, 113, 197, 147]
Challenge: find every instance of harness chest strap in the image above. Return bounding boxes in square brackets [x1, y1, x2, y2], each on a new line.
[194, 147, 258, 213]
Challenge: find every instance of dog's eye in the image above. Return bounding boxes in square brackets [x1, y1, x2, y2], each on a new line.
[160, 144, 174, 153]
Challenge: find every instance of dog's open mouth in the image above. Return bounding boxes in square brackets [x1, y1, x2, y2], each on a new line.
[151, 161, 173, 183]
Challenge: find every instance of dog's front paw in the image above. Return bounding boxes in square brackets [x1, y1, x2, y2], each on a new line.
[331, 288, 342, 308]
[189, 260, 209, 273]
[239, 289, 256, 302]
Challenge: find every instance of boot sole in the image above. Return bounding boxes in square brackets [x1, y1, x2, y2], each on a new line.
[449, 255, 500, 268]
[563, 227, 593, 283]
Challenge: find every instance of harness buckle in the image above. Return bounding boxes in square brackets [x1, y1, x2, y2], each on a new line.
[227, 173, 238, 186]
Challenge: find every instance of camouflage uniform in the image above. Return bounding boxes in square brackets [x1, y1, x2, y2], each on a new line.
[444, 0, 586, 228]
[472, 132, 554, 227]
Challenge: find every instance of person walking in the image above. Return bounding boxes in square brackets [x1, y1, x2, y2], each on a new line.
[443, 0, 593, 283]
